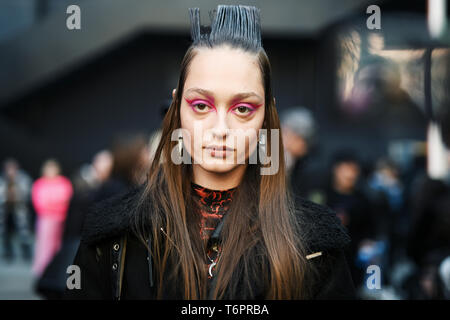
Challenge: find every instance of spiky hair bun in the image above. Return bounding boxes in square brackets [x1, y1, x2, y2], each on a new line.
[189, 5, 262, 52]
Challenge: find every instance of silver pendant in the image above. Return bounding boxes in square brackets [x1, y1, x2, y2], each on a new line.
[208, 261, 217, 277]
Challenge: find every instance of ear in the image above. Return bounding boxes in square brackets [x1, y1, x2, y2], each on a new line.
[172, 89, 177, 100]
[273, 97, 276, 105]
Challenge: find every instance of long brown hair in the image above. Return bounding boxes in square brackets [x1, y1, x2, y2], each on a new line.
[133, 5, 314, 299]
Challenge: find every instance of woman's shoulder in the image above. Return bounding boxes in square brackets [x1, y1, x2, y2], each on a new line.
[80, 185, 351, 252]
[80, 183, 145, 245]
[293, 195, 351, 254]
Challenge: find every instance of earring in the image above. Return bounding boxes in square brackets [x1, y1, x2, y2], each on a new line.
[178, 135, 183, 157]
[258, 133, 266, 149]
[258, 133, 267, 163]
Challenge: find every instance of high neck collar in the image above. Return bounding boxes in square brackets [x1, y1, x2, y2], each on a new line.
[191, 182, 237, 240]
[191, 182, 237, 214]
[191, 182, 238, 193]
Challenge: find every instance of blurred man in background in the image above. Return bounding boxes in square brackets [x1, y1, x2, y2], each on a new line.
[281, 107, 320, 200]
[368, 157, 407, 273]
[405, 107, 450, 299]
[90, 133, 150, 203]
[324, 151, 377, 292]
[0, 159, 32, 262]
[34, 150, 114, 299]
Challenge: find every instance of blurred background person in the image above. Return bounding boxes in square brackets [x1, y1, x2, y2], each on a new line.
[33, 134, 151, 299]
[323, 150, 378, 293]
[34, 150, 114, 299]
[66, 150, 114, 238]
[31, 159, 73, 278]
[367, 157, 408, 276]
[71, 150, 114, 196]
[89, 133, 150, 203]
[280, 106, 321, 200]
[440, 256, 450, 300]
[404, 108, 450, 300]
[0, 158, 32, 262]
[344, 56, 426, 138]
[92, 150, 115, 188]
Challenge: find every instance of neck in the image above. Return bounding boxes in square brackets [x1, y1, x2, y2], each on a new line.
[192, 164, 246, 190]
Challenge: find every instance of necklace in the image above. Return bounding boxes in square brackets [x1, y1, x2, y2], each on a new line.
[206, 244, 220, 278]
[207, 254, 217, 278]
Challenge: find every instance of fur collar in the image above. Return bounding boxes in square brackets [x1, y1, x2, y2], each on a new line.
[81, 184, 350, 252]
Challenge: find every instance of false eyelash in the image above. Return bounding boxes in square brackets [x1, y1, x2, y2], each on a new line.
[186, 97, 262, 115]
[230, 103, 262, 115]
[231, 105, 255, 115]
[186, 99, 216, 113]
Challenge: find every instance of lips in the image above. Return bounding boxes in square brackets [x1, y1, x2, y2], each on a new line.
[204, 145, 235, 151]
[203, 145, 235, 158]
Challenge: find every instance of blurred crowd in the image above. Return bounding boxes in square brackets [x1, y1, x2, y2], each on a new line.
[281, 106, 450, 300]
[0, 132, 154, 298]
[1, 106, 449, 300]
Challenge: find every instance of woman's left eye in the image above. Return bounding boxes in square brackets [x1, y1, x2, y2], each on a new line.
[233, 105, 253, 115]
[194, 103, 209, 112]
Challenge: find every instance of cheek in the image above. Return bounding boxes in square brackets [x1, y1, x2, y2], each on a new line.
[230, 110, 265, 156]
[179, 105, 194, 153]
[180, 102, 192, 127]
[180, 104, 207, 159]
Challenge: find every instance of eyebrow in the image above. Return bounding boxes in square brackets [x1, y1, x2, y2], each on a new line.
[184, 87, 263, 104]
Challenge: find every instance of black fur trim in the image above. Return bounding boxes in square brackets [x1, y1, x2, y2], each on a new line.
[293, 195, 351, 252]
[81, 185, 142, 244]
[81, 185, 351, 252]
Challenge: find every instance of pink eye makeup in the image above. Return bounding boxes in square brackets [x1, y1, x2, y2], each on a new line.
[184, 97, 262, 117]
[229, 102, 263, 116]
[185, 98, 216, 113]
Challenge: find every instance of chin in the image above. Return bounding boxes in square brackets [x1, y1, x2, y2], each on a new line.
[199, 162, 240, 174]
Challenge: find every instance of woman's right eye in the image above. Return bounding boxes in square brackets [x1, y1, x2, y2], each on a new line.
[193, 103, 211, 113]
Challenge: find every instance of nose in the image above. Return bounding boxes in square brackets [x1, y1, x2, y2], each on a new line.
[210, 108, 230, 141]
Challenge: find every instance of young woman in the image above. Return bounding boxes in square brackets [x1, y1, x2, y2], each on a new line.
[32, 159, 73, 277]
[67, 5, 355, 300]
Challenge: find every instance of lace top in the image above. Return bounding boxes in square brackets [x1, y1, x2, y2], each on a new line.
[191, 182, 237, 241]
[191, 182, 237, 279]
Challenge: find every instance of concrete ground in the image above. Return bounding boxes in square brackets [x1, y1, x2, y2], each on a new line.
[0, 235, 41, 300]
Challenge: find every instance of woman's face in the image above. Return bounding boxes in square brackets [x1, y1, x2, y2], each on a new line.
[179, 45, 265, 174]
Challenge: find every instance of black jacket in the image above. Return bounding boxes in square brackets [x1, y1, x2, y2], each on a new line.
[65, 184, 356, 300]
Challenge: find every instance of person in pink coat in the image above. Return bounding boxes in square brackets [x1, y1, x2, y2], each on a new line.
[31, 159, 73, 277]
